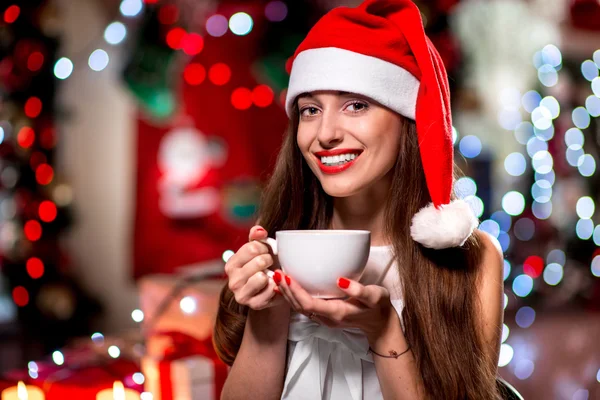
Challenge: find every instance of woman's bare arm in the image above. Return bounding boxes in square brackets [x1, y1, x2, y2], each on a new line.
[221, 303, 291, 400]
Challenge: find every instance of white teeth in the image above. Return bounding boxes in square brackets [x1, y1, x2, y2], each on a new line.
[320, 153, 358, 166]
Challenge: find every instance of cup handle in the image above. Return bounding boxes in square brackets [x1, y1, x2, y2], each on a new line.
[257, 237, 278, 279]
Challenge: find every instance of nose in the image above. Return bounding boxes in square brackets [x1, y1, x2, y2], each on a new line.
[316, 111, 343, 147]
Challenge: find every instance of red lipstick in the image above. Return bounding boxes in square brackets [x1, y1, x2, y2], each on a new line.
[313, 148, 363, 174]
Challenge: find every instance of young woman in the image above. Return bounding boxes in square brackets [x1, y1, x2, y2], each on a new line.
[213, 0, 505, 398]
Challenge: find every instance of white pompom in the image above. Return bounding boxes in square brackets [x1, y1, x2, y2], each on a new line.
[410, 200, 479, 249]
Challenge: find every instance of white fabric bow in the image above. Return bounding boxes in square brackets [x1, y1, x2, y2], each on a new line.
[281, 314, 374, 400]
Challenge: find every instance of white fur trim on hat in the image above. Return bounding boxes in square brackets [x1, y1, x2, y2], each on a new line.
[410, 200, 479, 249]
[285, 47, 420, 119]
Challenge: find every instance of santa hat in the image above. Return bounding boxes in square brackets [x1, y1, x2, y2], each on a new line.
[284, 0, 478, 249]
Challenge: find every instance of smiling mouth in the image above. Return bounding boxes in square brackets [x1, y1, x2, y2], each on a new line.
[314, 151, 363, 174]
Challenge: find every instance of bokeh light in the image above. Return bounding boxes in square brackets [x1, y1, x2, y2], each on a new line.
[265, 1, 288, 22]
[502, 191, 525, 216]
[572, 107, 591, 129]
[491, 210, 512, 231]
[576, 196, 595, 219]
[546, 249, 566, 265]
[88, 49, 109, 72]
[514, 218, 535, 241]
[206, 15, 229, 37]
[591, 256, 600, 277]
[523, 255, 543, 278]
[532, 200, 552, 220]
[515, 306, 536, 328]
[54, 57, 73, 80]
[229, 12, 253, 36]
[454, 177, 477, 199]
[581, 60, 599, 81]
[538, 64, 558, 87]
[576, 218, 594, 240]
[514, 359, 535, 380]
[104, 22, 127, 45]
[458, 135, 482, 158]
[521, 91, 541, 113]
[513, 274, 534, 297]
[120, 0, 143, 17]
[585, 95, 600, 118]
[504, 152, 527, 176]
[498, 343, 514, 367]
[565, 128, 584, 147]
[543, 263, 563, 286]
[578, 154, 596, 177]
[479, 220, 500, 238]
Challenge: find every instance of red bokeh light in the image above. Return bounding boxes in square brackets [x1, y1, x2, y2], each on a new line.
[25, 96, 42, 118]
[252, 85, 274, 108]
[523, 255, 544, 278]
[29, 151, 47, 170]
[158, 4, 179, 25]
[12, 286, 29, 307]
[166, 27, 186, 50]
[40, 127, 56, 149]
[24, 220, 42, 241]
[39, 200, 57, 222]
[279, 89, 288, 106]
[26, 257, 45, 279]
[17, 127, 35, 148]
[4, 5, 20, 24]
[209, 63, 231, 86]
[27, 51, 44, 71]
[182, 33, 204, 56]
[184, 63, 206, 85]
[231, 88, 253, 110]
[36, 164, 54, 185]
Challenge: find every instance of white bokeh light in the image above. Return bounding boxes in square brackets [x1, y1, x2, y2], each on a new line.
[131, 309, 144, 323]
[120, 0, 143, 17]
[54, 57, 73, 80]
[576, 196, 595, 219]
[498, 343, 514, 367]
[104, 22, 127, 45]
[180, 296, 197, 314]
[88, 49, 109, 72]
[502, 191, 525, 216]
[543, 263, 563, 286]
[229, 12, 254, 36]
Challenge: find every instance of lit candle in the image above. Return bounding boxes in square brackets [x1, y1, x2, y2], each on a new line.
[1, 381, 45, 400]
[96, 381, 139, 400]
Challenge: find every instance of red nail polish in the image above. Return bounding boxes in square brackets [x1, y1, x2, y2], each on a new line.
[273, 287, 281, 295]
[338, 277, 350, 289]
[256, 228, 265, 233]
[285, 276, 291, 286]
[273, 271, 282, 284]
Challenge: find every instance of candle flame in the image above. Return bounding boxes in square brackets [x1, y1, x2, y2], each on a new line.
[17, 381, 28, 400]
[113, 381, 125, 400]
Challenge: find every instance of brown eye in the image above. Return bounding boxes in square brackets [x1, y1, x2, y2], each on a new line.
[347, 102, 368, 112]
[300, 107, 319, 117]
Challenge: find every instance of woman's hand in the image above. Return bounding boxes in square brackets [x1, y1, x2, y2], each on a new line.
[224, 226, 286, 310]
[273, 270, 398, 342]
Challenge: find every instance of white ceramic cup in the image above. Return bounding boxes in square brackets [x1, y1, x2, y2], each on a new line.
[260, 230, 371, 298]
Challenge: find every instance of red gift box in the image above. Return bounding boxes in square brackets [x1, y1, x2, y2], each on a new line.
[141, 331, 228, 400]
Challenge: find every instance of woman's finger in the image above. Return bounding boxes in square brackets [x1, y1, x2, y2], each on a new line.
[277, 272, 302, 312]
[336, 278, 387, 308]
[235, 271, 270, 304]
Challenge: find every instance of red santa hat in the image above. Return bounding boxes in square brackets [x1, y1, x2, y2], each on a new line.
[284, 0, 478, 249]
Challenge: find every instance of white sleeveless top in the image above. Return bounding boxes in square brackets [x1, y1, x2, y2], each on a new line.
[281, 245, 404, 400]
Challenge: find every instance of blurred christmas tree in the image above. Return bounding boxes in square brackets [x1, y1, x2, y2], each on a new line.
[0, 1, 101, 360]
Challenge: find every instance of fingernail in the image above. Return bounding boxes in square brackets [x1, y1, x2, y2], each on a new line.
[273, 287, 281, 295]
[256, 228, 265, 233]
[338, 277, 350, 289]
[285, 275, 291, 286]
[273, 271, 282, 284]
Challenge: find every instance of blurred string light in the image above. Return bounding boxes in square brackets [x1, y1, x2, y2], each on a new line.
[502, 191, 525, 216]
[120, 0, 143, 17]
[503, 260, 511, 281]
[108, 345, 121, 358]
[504, 152, 526, 176]
[451, 126, 459, 145]
[52, 351, 64, 366]
[501, 324, 509, 343]
[498, 343, 514, 367]
[515, 306, 536, 328]
[229, 12, 253, 36]
[576, 218, 594, 240]
[543, 263, 563, 286]
[180, 296, 197, 314]
[264, 1, 288, 22]
[222, 250, 234, 263]
[514, 359, 535, 380]
[512, 274, 534, 297]
[581, 60, 599, 81]
[458, 135, 482, 158]
[593, 226, 600, 246]
[104, 22, 127, 45]
[131, 309, 144, 322]
[54, 0, 145, 77]
[591, 256, 600, 277]
[206, 15, 228, 37]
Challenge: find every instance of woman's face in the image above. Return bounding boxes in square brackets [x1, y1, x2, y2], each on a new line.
[296, 91, 403, 198]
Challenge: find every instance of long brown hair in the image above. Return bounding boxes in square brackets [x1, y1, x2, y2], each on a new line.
[213, 105, 501, 399]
